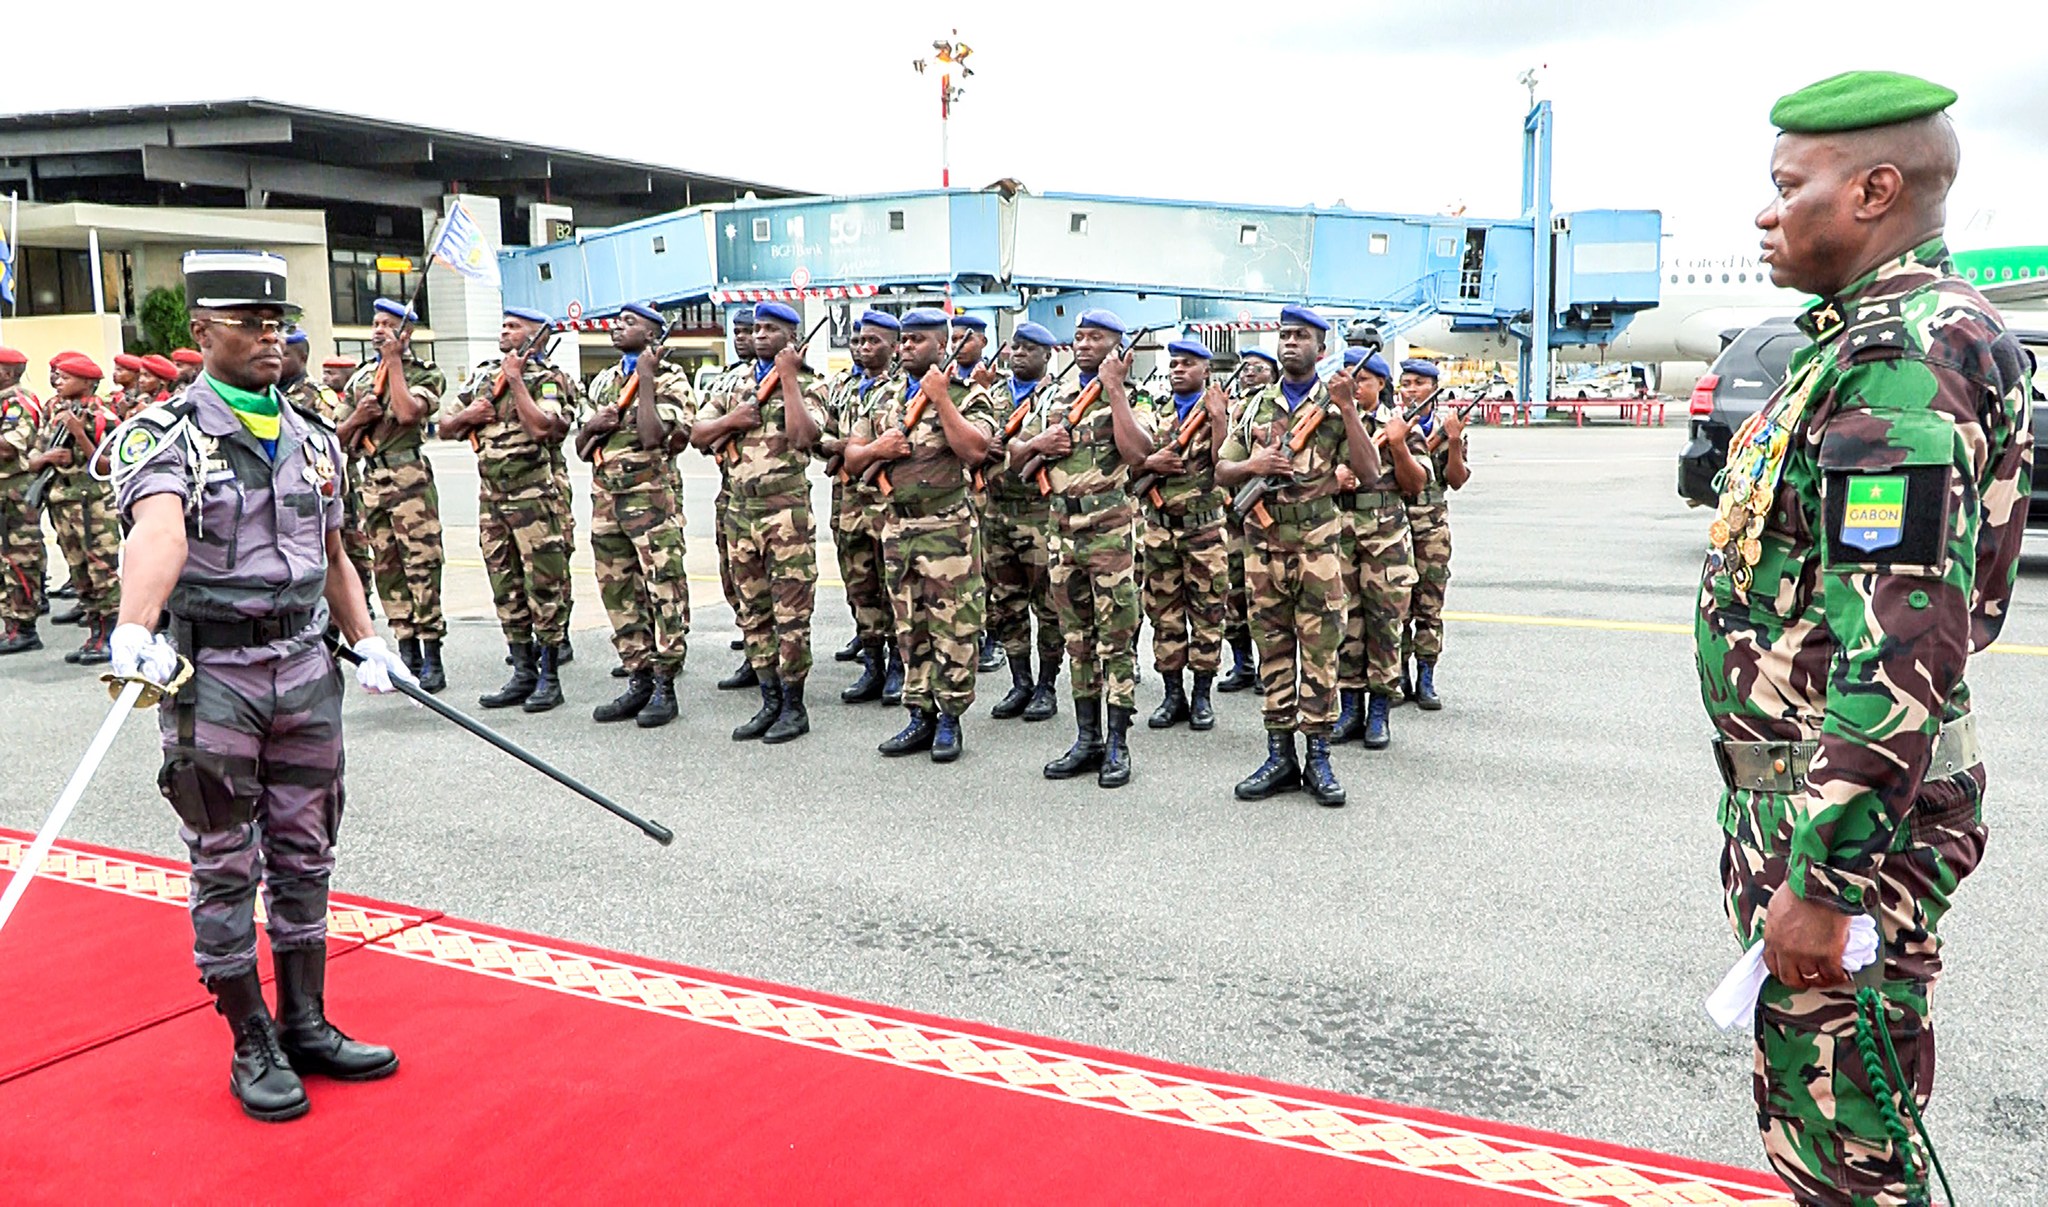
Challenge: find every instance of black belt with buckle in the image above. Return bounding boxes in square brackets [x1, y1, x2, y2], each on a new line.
[178, 610, 316, 650]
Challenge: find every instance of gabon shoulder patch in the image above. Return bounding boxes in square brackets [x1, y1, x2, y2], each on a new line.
[1823, 465, 1950, 570]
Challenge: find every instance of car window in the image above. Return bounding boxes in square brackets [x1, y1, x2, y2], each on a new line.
[1713, 327, 1802, 399]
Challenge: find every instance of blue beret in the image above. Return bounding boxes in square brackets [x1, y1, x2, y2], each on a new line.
[729, 306, 756, 325]
[1167, 338, 1213, 360]
[1359, 352, 1392, 380]
[1278, 304, 1329, 332]
[1240, 348, 1278, 368]
[1398, 358, 1440, 380]
[372, 298, 417, 322]
[1012, 322, 1056, 348]
[900, 307, 951, 331]
[284, 328, 310, 347]
[952, 314, 988, 332]
[503, 306, 553, 326]
[621, 302, 667, 329]
[754, 301, 801, 327]
[1342, 347, 1369, 368]
[856, 309, 901, 332]
[1076, 309, 1126, 335]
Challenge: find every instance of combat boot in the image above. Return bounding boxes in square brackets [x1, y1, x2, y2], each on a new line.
[1098, 705, 1134, 789]
[480, 642, 537, 709]
[977, 631, 1006, 673]
[62, 617, 92, 663]
[834, 633, 863, 662]
[990, 652, 1032, 720]
[931, 711, 964, 763]
[879, 706, 937, 756]
[51, 601, 84, 625]
[594, 669, 654, 723]
[555, 637, 574, 665]
[1044, 698, 1104, 779]
[1302, 735, 1345, 807]
[206, 971, 309, 1123]
[636, 673, 679, 729]
[51, 580, 76, 600]
[880, 646, 905, 705]
[611, 662, 630, 679]
[74, 617, 111, 665]
[273, 947, 397, 1082]
[1022, 656, 1059, 722]
[1148, 673, 1188, 729]
[1217, 634, 1257, 693]
[522, 644, 564, 713]
[1188, 672, 1216, 731]
[1362, 694, 1392, 750]
[840, 644, 886, 703]
[717, 657, 758, 691]
[1234, 731, 1301, 801]
[1400, 656, 1416, 704]
[398, 636, 423, 678]
[1330, 689, 1364, 743]
[732, 674, 783, 741]
[1415, 662, 1442, 711]
[0, 620, 41, 655]
[416, 639, 446, 693]
[729, 636, 744, 651]
[762, 680, 809, 744]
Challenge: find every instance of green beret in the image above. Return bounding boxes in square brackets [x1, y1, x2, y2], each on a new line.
[1770, 70, 1957, 134]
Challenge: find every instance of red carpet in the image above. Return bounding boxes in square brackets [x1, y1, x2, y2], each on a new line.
[0, 831, 1793, 1205]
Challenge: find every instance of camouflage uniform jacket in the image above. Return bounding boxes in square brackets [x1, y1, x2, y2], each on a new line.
[336, 355, 446, 461]
[823, 366, 903, 503]
[1142, 390, 1227, 515]
[456, 356, 577, 503]
[1014, 372, 1155, 498]
[1217, 380, 1353, 507]
[987, 372, 1060, 508]
[1407, 403, 1460, 504]
[279, 375, 325, 424]
[34, 397, 119, 504]
[1358, 402, 1433, 498]
[851, 378, 996, 509]
[695, 359, 828, 498]
[1693, 238, 2033, 913]
[583, 358, 695, 494]
[0, 384, 42, 487]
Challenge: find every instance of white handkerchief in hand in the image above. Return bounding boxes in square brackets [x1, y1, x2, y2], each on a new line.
[1706, 914, 1880, 1031]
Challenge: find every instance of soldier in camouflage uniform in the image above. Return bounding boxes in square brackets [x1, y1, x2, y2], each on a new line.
[1136, 338, 1229, 733]
[111, 355, 145, 418]
[817, 310, 904, 706]
[1008, 309, 1154, 789]
[0, 348, 45, 653]
[277, 331, 319, 416]
[443, 306, 577, 715]
[982, 321, 1064, 723]
[1215, 307, 1377, 808]
[312, 355, 374, 613]
[1332, 350, 1429, 751]
[334, 298, 448, 692]
[319, 357, 356, 420]
[692, 300, 827, 744]
[1217, 347, 1275, 693]
[1397, 358, 1468, 709]
[28, 353, 122, 663]
[710, 306, 757, 686]
[846, 308, 995, 761]
[1695, 74, 2031, 1207]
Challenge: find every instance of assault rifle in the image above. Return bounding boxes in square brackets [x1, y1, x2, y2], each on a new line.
[1016, 326, 1156, 494]
[709, 315, 832, 464]
[1127, 361, 1248, 507]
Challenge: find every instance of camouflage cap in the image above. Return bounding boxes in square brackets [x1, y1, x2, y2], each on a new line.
[1770, 70, 1956, 134]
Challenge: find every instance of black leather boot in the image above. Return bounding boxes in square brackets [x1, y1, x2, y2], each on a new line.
[398, 636, 423, 678]
[1363, 694, 1392, 750]
[1147, 673, 1188, 729]
[717, 657, 759, 691]
[73, 617, 113, 665]
[611, 662, 630, 679]
[1401, 656, 1416, 703]
[1189, 673, 1216, 731]
[879, 706, 937, 756]
[732, 675, 782, 741]
[1235, 731, 1301, 801]
[522, 644, 564, 713]
[930, 711, 964, 763]
[1217, 634, 1257, 693]
[990, 652, 1033, 719]
[880, 647, 905, 705]
[1098, 705, 1134, 789]
[834, 632, 863, 662]
[1022, 656, 1059, 722]
[414, 639, 445, 693]
[762, 680, 809, 743]
[0, 620, 40, 655]
[594, 669, 654, 722]
[480, 642, 537, 709]
[51, 601, 84, 625]
[1302, 735, 1346, 807]
[977, 631, 1006, 673]
[1415, 661, 1442, 711]
[1330, 689, 1364, 743]
[274, 947, 398, 1081]
[729, 636, 744, 650]
[207, 970, 309, 1122]
[1044, 698, 1104, 779]
[840, 644, 885, 703]
[51, 580, 76, 600]
[636, 673, 679, 728]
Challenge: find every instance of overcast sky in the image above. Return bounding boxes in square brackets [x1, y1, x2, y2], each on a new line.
[13, 0, 2046, 252]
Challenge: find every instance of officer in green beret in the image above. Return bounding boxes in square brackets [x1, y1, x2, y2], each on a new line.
[1698, 70, 2032, 1206]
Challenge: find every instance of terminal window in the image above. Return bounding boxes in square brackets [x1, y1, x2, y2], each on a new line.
[1369, 233, 1389, 255]
[1070, 213, 1089, 235]
[330, 249, 425, 328]
[889, 210, 906, 232]
[752, 218, 771, 242]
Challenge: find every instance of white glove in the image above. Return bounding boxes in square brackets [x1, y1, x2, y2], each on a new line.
[1705, 914, 1880, 1030]
[110, 623, 181, 687]
[350, 635, 418, 695]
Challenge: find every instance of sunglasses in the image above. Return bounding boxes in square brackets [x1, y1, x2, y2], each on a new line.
[208, 316, 296, 338]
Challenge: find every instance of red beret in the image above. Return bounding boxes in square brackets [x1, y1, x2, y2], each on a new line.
[114, 354, 144, 371]
[0, 347, 26, 366]
[51, 351, 104, 380]
[170, 348, 205, 366]
[141, 354, 179, 380]
[321, 357, 358, 370]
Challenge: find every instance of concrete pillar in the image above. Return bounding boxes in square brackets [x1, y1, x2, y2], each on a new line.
[424, 192, 504, 378]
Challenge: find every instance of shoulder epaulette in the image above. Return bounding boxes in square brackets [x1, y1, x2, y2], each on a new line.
[1841, 297, 1912, 364]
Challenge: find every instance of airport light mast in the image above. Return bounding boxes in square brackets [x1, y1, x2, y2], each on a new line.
[913, 33, 973, 189]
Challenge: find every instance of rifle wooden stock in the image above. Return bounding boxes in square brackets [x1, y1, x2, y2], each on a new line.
[589, 373, 643, 469]
[711, 315, 831, 464]
[862, 390, 933, 495]
[1020, 378, 1104, 494]
[1129, 405, 1211, 507]
[1231, 402, 1329, 526]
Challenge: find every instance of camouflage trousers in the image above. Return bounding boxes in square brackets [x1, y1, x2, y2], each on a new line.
[358, 457, 445, 641]
[1403, 501, 1451, 662]
[157, 639, 345, 981]
[0, 483, 46, 623]
[481, 490, 572, 648]
[1225, 519, 1250, 644]
[1048, 502, 1140, 710]
[1244, 511, 1344, 734]
[1141, 508, 1227, 675]
[1339, 504, 1417, 696]
[882, 500, 985, 718]
[591, 479, 691, 675]
[339, 476, 376, 612]
[833, 486, 892, 648]
[552, 464, 578, 627]
[46, 487, 122, 618]
[724, 493, 816, 684]
[983, 498, 1061, 664]
[714, 485, 741, 618]
[1722, 775, 1986, 1206]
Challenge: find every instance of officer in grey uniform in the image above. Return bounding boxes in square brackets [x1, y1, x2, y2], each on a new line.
[108, 251, 413, 1123]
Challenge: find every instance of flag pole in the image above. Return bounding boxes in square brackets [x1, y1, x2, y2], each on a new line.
[0, 191, 17, 343]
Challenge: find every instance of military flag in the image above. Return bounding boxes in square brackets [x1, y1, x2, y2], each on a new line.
[427, 198, 500, 289]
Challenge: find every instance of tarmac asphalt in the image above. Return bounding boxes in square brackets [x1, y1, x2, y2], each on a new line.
[5, 422, 2046, 1201]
